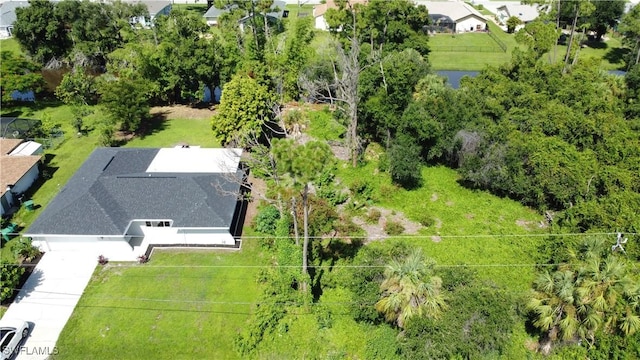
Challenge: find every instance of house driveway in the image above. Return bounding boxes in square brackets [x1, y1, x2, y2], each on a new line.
[2, 251, 96, 360]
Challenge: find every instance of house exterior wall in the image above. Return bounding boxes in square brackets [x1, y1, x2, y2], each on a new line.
[456, 17, 486, 33]
[177, 228, 235, 245]
[11, 164, 39, 194]
[0, 26, 12, 38]
[315, 15, 328, 31]
[32, 236, 129, 255]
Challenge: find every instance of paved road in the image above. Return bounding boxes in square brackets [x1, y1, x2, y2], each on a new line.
[1, 252, 96, 360]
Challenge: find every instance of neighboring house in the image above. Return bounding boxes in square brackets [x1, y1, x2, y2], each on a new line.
[0, 139, 42, 216]
[127, 0, 172, 27]
[418, 1, 487, 33]
[496, 3, 539, 32]
[24, 147, 246, 261]
[204, 0, 287, 27]
[313, 0, 368, 31]
[0, 1, 29, 39]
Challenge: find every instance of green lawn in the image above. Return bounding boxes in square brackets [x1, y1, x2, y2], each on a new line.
[0, 38, 22, 54]
[429, 22, 519, 70]
[125, 117, 219, 148]
[54, 243, 264, 360]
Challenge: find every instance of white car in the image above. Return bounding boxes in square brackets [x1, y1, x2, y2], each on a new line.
[0, 319, 29, 360]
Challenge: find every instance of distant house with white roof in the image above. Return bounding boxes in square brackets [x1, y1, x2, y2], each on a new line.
[417, 1, 487, 33]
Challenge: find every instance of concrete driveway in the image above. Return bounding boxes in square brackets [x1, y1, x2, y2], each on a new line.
[1, 251, 96, 360]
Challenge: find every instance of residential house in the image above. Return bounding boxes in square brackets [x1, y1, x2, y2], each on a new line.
[204, 0, 287, 27]
[24, 147, 247, 261]
[417, 1, 487, 33]
[127, 0, 172, 27]
[313, 0, 368, 31]
[496, 3, 539, 32]
[0, 1, 29, 39]
[0, 139, 42, 216]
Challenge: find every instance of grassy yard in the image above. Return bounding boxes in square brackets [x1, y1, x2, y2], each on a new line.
[429, 22, 520, 70]
[53, 242, 264, 360]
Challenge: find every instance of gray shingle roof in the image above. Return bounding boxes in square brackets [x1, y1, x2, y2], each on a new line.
[0, 1, 30, 28]
[25, 148, 243, 236]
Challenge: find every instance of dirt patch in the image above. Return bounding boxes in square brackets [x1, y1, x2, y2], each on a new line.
[245, 175, 267, 227]
[430, 193, 438, 202]
[354, 206, 422, 243]
[431, 235, 442, 243]
[516, 219, 545, 230]
[150, 105, 216, 120]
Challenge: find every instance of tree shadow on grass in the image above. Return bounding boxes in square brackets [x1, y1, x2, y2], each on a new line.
[136, 111, 169, 140]
[604, 47, 631, 70]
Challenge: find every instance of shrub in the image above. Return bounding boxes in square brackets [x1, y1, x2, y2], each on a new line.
[350, 179, 374, 201]
[318, 186, 348, 206]
[0, 263, 24, 302]
[389, 134, 423, 189]
[416, 213, 434, 227]
[255, 205, 281, 235]
[97, 255, 108, 265]
[384, 219, 405, 235]
[13, 238, 40, 261]
[367, 208, 382, 223]
[378, 183, 397, 199]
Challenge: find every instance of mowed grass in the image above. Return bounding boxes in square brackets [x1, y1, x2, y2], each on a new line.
[338, 161, 545, 291]
[125, 117, 219, 148]
[54, 243, 264, 360]
[429, 22, 519, 70]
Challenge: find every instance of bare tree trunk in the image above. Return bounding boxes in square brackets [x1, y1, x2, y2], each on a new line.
[636, 39, 640, 65]
[292, 196, 299, 246]
[563, 3, 580, 73]
[301, 184, 309, 292]
[553, 0, 560, 63]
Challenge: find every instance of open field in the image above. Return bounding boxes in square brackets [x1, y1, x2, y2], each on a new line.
[337, 162, 545, 292]
[53, 243, 264, 360]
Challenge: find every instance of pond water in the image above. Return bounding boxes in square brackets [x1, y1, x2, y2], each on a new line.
[435, 70, 479, 89]
[436, 70, 626, 90]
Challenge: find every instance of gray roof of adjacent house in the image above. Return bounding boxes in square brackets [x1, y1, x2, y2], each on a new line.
[497, 4, 539, 23]
[204, 0, 286, 20]
[25, 147, 244, 236]
[126, 0, 171, 16]
[0, 1, 30, 28]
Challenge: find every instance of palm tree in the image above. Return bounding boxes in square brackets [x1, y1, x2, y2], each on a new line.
[375, 249, 446, 329]
[528, 237, 640, 352]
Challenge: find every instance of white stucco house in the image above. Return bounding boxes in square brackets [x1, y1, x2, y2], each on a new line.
[496, 3, 539, 32]
[24, 147, 247, 261]
[418, 1, 487, 33]
[0, 139, 42, 216]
